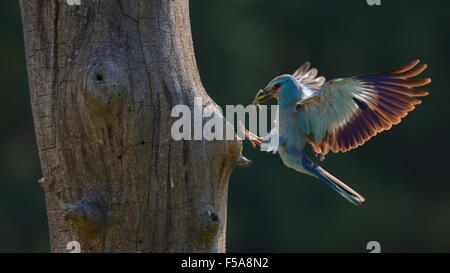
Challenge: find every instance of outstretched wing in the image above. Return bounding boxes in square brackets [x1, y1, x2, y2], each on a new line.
[300, 60, 431, 157]
[293, 62, 326, 98]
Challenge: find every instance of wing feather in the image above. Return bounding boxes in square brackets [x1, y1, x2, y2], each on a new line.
[301, 60, 431, 158]
[293, 62, 326, 97]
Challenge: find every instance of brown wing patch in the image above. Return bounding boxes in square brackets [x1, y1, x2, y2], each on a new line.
[309, 60, 431, 158]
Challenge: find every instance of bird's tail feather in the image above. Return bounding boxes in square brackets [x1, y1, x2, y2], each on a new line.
[300, 154, 365, 206]
[312, 165, 365, 206]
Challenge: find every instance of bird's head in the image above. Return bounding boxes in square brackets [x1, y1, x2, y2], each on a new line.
[252, 75, 300, 106]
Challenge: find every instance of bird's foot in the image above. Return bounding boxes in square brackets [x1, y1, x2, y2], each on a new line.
[238, 122, 262, 148]
[314, 152, 326, 161]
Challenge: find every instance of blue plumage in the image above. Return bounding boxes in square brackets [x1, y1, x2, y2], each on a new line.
[244, 60, 431, 205]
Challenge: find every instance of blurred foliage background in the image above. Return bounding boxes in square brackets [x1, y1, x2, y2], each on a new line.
[0, 0, 448, 252]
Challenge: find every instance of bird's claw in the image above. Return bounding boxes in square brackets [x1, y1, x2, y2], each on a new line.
[314, 151, 326, 161]
[238, 121, 262, 148]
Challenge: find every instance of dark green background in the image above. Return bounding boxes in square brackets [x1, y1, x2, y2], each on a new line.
[0, 0, 448, 252]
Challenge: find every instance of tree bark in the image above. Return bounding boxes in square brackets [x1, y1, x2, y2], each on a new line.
[19, 0, 247, 253]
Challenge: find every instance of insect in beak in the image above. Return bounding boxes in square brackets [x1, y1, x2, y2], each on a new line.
[252, 88, 274, 107]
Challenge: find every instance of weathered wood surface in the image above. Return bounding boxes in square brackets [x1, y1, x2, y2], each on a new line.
[19, 0, 246, 252]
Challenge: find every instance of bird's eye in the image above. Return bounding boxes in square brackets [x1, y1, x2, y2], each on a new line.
[273, 83, 281, 88]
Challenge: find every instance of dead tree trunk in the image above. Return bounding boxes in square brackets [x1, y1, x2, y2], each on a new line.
[19, 0, 248, 253]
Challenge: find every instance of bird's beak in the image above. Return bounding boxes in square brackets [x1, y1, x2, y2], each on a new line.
[252, 88, 275, 106]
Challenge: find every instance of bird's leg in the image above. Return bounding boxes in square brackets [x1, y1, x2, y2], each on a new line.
[316, 152, 325, 162]
[238, 122, 262, 148]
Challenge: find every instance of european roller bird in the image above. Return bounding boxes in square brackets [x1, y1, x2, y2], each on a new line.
[241, 60, 431, 205]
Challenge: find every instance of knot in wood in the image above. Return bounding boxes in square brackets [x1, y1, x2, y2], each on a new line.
[84, 58, 129, 114]
[62, 191, 107, 236]
[196, 203, 220, 246]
